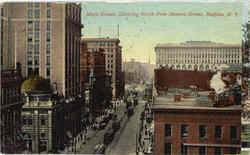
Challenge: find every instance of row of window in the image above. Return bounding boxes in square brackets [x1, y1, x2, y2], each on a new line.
[27, 31, 51, 42]
[158, 59, 241, 64]
[23, 118, 47, 126]
[27, 7, 51, 19]
[165, 143, 237, 155]
[156, 48, 240, 53]
[160, 54, 240, 58]
[28, 21, 51, 31]
[87, 42, 115, 47]
[165, 124, 238, 140]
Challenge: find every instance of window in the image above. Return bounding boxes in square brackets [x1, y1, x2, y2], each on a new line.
[34, 21, 40, 30]
[34, 56, 39, 65]
[28, 43, 33, 52]
[165, 124, 171, 137]
[199, 146, 206, 155]
[47, 21, 51, 31]
[28, 21, 33, 30]
[41, 119, 46, 126]
[46, 31, 50, 42]
[46, 56, 50, 65]
[35, 31, 40, 41]
[215, 126, 222, 139]
[34, 43, 39, 54]
[23, 118, 27, 125]
[46, 67, 50, 77]
[214, 147, 221, 155]
[28, 118, 32, 125]
[181, 144, 187, 155]
[46, 43, 50, 53]
[199, 125, 206, 139]
[181, 125, 188, 138]
[164, 143, 171, 155]
[47, 3, 51, 7]
[41, 133, 46, 138]
[28, 8, 33, 18]
[34, 67, 39, 75]
[27, 56, 32, 65]
[230, 126, 237, 140]
[47, 8, 51, 18]
[34, 8, 40, 18]
[28, 32, 32, 41]
[28, 67, 33, 76]
[230, 148, 237, 154]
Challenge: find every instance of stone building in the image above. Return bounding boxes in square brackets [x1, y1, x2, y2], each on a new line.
[81, 38, 124, 98]
[0, 65, 25, 153]
[21, 76, 65, 153]
[155, 41, 242, 72]
[0, 2, 84, 148]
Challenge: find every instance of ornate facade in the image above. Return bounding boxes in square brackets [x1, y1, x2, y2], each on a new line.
[155, 41, 242, 72]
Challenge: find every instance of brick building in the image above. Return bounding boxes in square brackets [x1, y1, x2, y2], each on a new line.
[0, 65, 25, 153]
[155, 69, 240, 91]
[152, 91, 242, 154]
[80, 41, 112, 117]
[81, 38, 124, 98]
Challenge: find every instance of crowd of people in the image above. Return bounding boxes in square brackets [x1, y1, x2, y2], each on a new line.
[137, 101, 154, 154]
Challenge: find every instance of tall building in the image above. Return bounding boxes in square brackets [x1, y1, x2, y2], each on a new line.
[80, 41, 112, 118]
[155, 41, 242, 72]
[1, 2, 83, 98]
[0, 64, 25, 153]
[81, 38, 123, 98]
[0, 2, 84, 152]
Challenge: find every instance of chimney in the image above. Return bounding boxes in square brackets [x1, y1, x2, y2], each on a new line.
[174, 94, 181, 102]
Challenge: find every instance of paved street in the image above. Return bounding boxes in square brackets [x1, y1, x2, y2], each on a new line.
[105, 100, 146, 155]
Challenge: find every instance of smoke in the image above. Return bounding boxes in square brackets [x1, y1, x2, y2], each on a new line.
[210, 71, 226, 94]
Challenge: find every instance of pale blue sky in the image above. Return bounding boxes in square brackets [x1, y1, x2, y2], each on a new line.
[81, 1, 245, 63]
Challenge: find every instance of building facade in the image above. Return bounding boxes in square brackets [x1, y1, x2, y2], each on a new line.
[80, 42, 112, 118]
[152, 99, 242, 154]
[1, 2, 82, 98]
[155, 41, 242, 72]
[0, 2, 84, 152]
[81, 38, 124, 98]
[21, 77, 65, 153]
[0, 66, 25, 153]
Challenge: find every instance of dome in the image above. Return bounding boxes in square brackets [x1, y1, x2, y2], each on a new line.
[21, 76, 52, 94]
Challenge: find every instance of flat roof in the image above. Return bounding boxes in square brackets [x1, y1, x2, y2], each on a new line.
[152, 91, 242, 111]
[81, 38, 120, 42]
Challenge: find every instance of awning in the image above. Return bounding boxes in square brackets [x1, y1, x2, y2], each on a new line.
[66, 131, 72, 139]
[183, 143, 241, 148]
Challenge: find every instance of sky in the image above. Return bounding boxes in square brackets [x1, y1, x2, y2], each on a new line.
[81, 0, 246, 64]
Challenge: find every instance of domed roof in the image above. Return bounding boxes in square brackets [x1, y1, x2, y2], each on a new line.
[21, 76, 52, 94]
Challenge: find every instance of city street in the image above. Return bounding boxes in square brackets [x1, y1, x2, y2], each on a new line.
[105, 99, 146, 155]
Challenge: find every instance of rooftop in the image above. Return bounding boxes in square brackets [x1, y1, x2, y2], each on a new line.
[155, 41, 240, 48]
[81, 37, 120, 42]
[152, 90, 242, 111]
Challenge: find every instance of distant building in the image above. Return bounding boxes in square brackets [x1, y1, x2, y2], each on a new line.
[21, 77, 65, 153]
[80, 43, 112, 118]
[155, 41, 242, 72]
[81, 38, 123, 98]
[0, 65, 25, 153]
[152, 90, 242, 154]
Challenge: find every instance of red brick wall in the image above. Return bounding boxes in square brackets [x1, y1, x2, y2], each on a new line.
[153, 109, 241, 154]
[154, 69, 238, 91]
